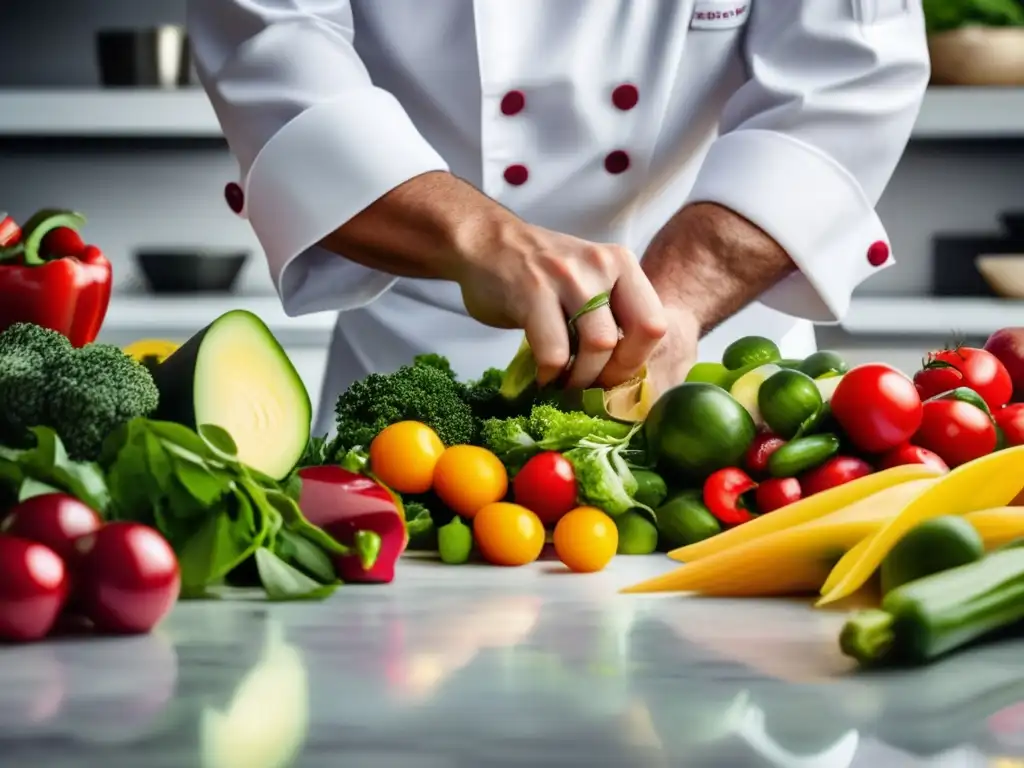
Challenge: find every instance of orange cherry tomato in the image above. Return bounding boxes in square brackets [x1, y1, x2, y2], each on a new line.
[433, 445, 508, 518]
[368, 421, 445, 494]
[473, 503, 544, 567]
[553, 506, 618, 574]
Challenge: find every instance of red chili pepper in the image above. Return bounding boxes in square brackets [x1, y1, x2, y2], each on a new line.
[0, 211, 111, 347]
[703, 467, 758, 525]
[755, 477, 802, 513]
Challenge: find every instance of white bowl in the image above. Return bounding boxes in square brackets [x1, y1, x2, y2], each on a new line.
[975, 255, 1024, 299]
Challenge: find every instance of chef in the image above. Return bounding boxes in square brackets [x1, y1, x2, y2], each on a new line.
[187, 0, 930, 436]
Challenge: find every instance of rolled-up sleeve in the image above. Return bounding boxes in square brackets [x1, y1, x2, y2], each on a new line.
[685, 0, 930, 323]
[186, 0, 449, 315]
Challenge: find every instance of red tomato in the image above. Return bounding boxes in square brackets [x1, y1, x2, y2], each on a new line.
[513, 452, 578, 525]
[914, 399, 997, 468]
[755, 477, 802, 513]
[878, 444, 949, 473]
[830, 364, 923, 453]
[744, 433, 786, 476]
[913, 366, 963, 401]
[995, 403, 1024, 447]
[75, 523, 180, 635]
[1, 493, 102, 563]
[801, 456, 873, 497]
[703, 467, 757, 525]
[0, 535, 68, 642]
[926, 347, 1013, 411]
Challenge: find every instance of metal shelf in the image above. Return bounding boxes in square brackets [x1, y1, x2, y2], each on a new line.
[0, 87, 1021, 139]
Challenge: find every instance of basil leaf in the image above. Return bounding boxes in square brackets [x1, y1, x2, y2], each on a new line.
[255, 547, 338, 601]
[173, 459, 227, 507]
[0, 427, 110, 513]
[146, 420, 221, 460]
[176, 509, 261, 592]
[143, 432, 174, 491]
[198, 423, 239, 460]
[274, 527, 337, 584]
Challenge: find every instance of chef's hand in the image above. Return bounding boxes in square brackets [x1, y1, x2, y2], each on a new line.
[645, 304, 700, 398]
[323, 172, 667, 389]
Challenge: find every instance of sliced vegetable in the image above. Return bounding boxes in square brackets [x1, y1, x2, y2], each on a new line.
[614, 510, 659, 555]
[432, 445, 508, 519]
[703, 468, 757, 525]
[914, 399, 997, 468]
[554, 506, 618, 572]
[579, 373, 655, 423]
[0, 534, 68, 642]
[831, 364, 923, 454]
[1, 493, 101, 562]
[473, 502, 544, 566]
[437, 516, 473, 565]
[512, 451, 577, 525]
[75, 522, 180, 635]
[757, 369, 822, 439]
[880, 516, 985, 595]
[879, 444, 949, 474]
[369, 420, 445, 495]
[0, 213, 20, 247]
[728, 363, 781, 425]
[722, 335, 780, 371]
[645, 383, 756, 479]
[767, 434, 840, 478]
[819, 445, 1024, 605]
[798, 350, 848, 379]
[297, 465, 405, 584]
[744, 432, 786, 476]
[152, 310, 312, 480]
[840, 547, 1024, 666]
[755, 477, 801, 513]
[655, 490, 722, 548]
[923, 346, 1012, 411]
[668, 463, 946, 563]
[800, 456, 872, 497]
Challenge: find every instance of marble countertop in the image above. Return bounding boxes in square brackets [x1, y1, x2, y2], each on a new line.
[0, 555, 1021, 768]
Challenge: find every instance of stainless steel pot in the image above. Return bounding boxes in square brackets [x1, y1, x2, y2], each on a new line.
[96, 26, 193, 88]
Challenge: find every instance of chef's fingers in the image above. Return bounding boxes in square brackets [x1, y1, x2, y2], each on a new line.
[563, 295, 619, 390]
[599, 260, 668, 387]
[525, 291, 573, 387]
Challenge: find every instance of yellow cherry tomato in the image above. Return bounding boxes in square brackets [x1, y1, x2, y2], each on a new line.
[369, 421, 445, 494]
[553, 506, 618, 573]
[473, 502, 545, 567]
[433, 445, 508, 518]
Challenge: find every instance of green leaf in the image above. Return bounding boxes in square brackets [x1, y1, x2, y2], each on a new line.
[172, 459, 227, 507]
[273, 527, 337, 584]
[0, 427, 110, 513]
[146, 420, 220, 457]
[198, 423, 239, 460]
[263, 488, 351, 557]
[143, 432, 175, 491]
[176, 509, 262, 591]
[18, 477, 61, 502]
[254, 547, 339, 601]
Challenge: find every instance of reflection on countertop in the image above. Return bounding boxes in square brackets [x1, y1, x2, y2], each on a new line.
[0, 556, 1022, 767]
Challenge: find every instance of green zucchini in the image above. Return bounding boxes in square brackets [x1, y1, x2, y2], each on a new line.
[655, 490, 722, 548]
[766, 434, 840, 478]
[631, 469, 668, 509]
[840, 547, 1024, 666]
[880, 516, 984, 595]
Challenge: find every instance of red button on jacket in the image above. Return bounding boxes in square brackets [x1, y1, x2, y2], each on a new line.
[604, 151, 630, 175]
[867, 240, 890, 266]
[504, 164, 529, 186]
[501, 90, 526, 116]
[224, 182, 244, 214]
[612, 84, 639, 111]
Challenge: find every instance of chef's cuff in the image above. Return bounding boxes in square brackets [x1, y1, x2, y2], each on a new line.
[685, 129, 892, 324]
[241, 89, 450, 315]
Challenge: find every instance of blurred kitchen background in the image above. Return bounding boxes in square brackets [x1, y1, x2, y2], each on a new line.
[0, 0, 1023, 404]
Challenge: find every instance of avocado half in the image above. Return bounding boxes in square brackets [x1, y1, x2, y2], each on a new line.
[152, 310, 312, 480]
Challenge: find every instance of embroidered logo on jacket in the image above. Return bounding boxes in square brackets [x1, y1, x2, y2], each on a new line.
[691, 0, 751, 30]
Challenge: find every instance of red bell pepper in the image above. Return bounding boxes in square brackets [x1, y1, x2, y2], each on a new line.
[703, 467, 758, 525]
[297, 465, 408, 584]
[0, 210, 112, 347]
[0, 213, 20, 247]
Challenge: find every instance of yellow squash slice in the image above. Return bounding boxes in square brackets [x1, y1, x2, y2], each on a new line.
[667, 463, 945, 563]
[817, 445, 1024, 606]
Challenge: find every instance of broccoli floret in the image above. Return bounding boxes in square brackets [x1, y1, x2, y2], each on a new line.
[479, 415, 538, 468]
[332, 362, 475, 453]
[0, 323, 159, 460]
[463, 366, 517, 423]
[526, 405, 633, 450]
[413, 353, 458, 380]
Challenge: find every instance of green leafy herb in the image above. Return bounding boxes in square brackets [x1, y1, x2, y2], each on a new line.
[0, 426, 109, 512]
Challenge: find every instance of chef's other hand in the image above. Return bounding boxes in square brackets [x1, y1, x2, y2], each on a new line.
[324, 172, 668, 389]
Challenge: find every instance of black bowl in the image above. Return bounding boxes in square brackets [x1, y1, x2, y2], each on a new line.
[134, 250, 248, 294]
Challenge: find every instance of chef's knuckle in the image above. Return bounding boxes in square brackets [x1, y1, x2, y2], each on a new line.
[641, 313, 669, 340]
[579, 327, 618, 354]
[534, 347, 569, 372]
[581, 245, 614, 274]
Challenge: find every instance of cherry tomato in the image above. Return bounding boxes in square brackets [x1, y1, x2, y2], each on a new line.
[995, 403, 1024, 447]
[913, 365, 963, 401]
[830, 364, 923, 453]
[703, 468, 757, 525]
[553, 506, 618, 573]
[0, 534, 68, 642]
[925, 347, 1013, 411]
[75, 522, 180, 634]
[369, 421, 445, 494]
[433, 445, 509, 518]
[1, 493, 102, 563]
[914, 399, 997, 468]
[744, 433, 786, 476]
[878, 443, 949, 473]
[472, 502, 544, 566]
[513, 451, 577, 525]
[755, 477, 802, 513]
[801, 456, 873, 497]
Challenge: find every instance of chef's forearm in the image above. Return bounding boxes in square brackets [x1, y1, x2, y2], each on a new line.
[319, 171, 516, 282]
[641, 203, 797, 335]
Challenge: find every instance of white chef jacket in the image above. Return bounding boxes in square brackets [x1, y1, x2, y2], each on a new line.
[187, 0, 930, 436]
